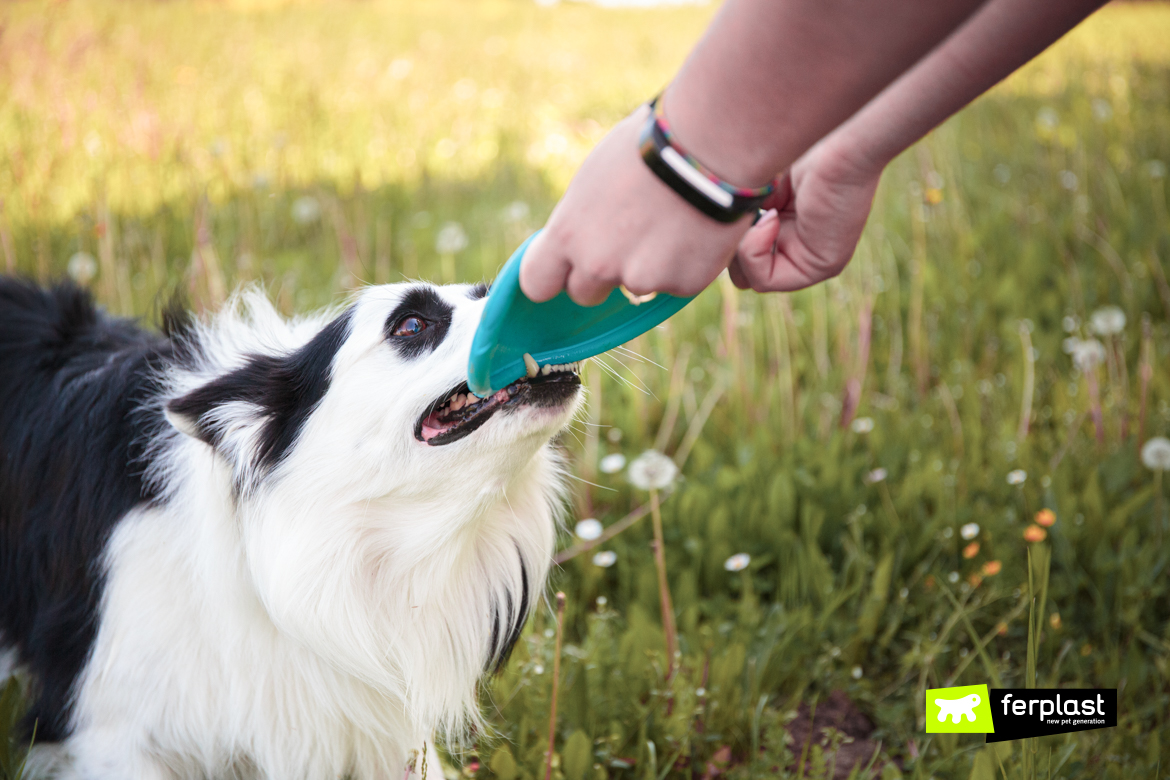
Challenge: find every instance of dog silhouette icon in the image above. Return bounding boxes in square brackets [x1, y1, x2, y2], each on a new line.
[935, 693, 981, 723]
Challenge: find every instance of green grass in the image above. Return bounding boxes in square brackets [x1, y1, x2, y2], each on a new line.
[2, 1, 1170, 778]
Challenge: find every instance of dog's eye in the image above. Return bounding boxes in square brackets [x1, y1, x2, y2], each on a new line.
[391, 316, 427, 338]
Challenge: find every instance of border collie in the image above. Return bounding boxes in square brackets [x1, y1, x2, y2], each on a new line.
[0, 277, 582, 778]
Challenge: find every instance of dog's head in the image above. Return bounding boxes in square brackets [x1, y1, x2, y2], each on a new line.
[161, 282, 580, 733]
[165, 281, 582, 499]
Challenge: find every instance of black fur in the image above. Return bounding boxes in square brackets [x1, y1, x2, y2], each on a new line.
[384, 287, 453, 359]
[487, 552, 529, 673]
[167, 310, 353, 487]
[467, 282, 489, 301]
[0, 278, 174, 741]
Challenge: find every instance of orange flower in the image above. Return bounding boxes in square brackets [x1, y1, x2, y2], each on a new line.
[982, 560, 1003, 576]
[1023, 524, 1047, 542]
[1035, 508, 1056, 527]
[924, 188, 944, 205]
[968, 573, 983, 588]
[962, 542, 980, 559]
[996, 622, 1009, 636]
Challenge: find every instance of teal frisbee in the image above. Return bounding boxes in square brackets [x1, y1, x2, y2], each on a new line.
[468, 231, 695, 397]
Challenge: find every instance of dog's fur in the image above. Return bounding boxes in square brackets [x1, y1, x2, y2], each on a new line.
[0, 277, 581, 779]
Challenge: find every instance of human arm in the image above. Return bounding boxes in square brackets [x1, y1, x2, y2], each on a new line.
[519, 0, 987, 305]
[731, 0, 1109, 292]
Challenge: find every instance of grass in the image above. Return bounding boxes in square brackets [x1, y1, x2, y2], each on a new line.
[2, 0, 1170, 777]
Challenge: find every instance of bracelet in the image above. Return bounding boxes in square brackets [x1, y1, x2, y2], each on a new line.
[639, 95, 778, 223]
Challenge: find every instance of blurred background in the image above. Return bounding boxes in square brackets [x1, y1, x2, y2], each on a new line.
[1, 0, 1169, 777]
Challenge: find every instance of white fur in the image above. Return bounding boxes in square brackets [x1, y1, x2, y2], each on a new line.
[44, 284, 578, 779]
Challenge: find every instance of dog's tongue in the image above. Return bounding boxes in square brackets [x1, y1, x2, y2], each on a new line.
[421, 389, 511, 441]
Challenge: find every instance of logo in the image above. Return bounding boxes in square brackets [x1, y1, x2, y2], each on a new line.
[926, 685, 995, 734]
[925, 687, 1117, 742]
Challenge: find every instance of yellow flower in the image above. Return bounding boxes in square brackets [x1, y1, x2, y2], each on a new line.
[962, 542, 980, 559]
[981, 560, 1003, 576]
[1049, 613, 1062, 630]
[1023, 524, 1047, 543]
[1035, 508, 1056, 527]
[924, 188, 943, 205]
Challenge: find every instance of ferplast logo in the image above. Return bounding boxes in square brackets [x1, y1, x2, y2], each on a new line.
[925, 685, 995, 734]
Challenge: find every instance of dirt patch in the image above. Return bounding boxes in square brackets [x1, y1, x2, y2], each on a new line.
[784, 691, 887, 779]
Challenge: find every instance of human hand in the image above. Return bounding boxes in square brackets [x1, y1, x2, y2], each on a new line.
[729, 140, 883, 292]
[519, 106, 754, 306]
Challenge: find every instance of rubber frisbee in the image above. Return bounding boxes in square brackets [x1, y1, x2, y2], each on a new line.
[468, 231, 695, 397]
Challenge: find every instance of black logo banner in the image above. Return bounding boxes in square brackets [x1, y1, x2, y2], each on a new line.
[985, 689, 1117, 743]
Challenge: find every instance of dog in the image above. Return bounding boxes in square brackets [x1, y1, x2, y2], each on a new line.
[0, 277, 582, 778]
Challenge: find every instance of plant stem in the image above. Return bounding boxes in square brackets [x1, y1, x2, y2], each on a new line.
[649, 489, 678, 680]
[544, 592, 567, 780]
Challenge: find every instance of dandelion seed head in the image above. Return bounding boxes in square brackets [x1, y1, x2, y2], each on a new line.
[598, 453, 626, 474]
[574, 518, 603, 541]
[591, 550, 617, 568]
[723, 553, 751, 572]
[67, 252, 98, 285]
[1090, 306, 1126, 336]
[628, 450, 678, 490]
[1141, 437, 1170, 471]
[1072, 338, 1106, 371]
[960, 522, 980, 540]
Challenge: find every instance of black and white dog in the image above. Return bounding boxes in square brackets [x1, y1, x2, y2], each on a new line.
[0, 277, 582, 778]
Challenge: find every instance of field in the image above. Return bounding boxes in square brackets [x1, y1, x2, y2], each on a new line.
[2, 0, 1170, 778]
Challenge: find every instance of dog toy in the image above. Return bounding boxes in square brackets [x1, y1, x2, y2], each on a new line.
[468, 231, 695, 397]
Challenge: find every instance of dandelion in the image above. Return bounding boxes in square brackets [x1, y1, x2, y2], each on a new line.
[1007, 469, 1027, 486]
[851, 666, 863, 680]
[1141, 437, 1170, 471]
[960, 522, 980, 540]
[1072, 339, 1106, 371]
[598, 453, 626, 474]
[1023, 525, 1047, 543]
[533, 664, 544, 675]
[1090, 306, 1126, 336]
[435, 222, 469, 255]
[723, 553, 751, 572]
[628, 450, 678, 491]
[982, 560, 1002, 576]
[1035, 508, 1056, 527]
[850, 417, 874, 434]
[695, 687, 706, 698]
[67, 252, 98, 285]
[291, 196, 321, 225]
[591, 550, 617, 568]
[503, 201, 530, 223]
[574, 518, 603, 541]
[1062, 336, 1081, 355]
[865, 467, 888, 484]
[962, 542, 980, 559]
[596, 595, 607, 607]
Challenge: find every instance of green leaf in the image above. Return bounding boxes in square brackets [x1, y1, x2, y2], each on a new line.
[561, 731, 592, 780]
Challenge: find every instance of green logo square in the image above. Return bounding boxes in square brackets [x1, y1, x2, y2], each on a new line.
[926, 684, 995, 733]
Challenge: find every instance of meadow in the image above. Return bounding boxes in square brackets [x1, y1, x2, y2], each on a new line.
[2, 0, 1170, 777]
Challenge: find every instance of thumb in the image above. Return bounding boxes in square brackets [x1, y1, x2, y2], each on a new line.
[518, 231, 570, 303]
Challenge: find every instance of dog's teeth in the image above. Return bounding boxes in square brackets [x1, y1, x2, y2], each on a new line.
[523, 352, 539, 379]
[541, 364, 552, 376]
[450, 395, 464, 411]
[467, 394, 479, 405]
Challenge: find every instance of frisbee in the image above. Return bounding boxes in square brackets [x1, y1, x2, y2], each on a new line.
[467, 231, 695, 397]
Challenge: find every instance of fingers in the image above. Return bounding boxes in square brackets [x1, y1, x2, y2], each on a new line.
[518, 231, 571, 303]
[564, 268, 615, 307]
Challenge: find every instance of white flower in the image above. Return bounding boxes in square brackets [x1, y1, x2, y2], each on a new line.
[851, 417, 874, 434]
[1141, 437, 1170, 471]
[1007, 469, 1027, 486]
[291, 196, 321, 225]
[627, 450, 678, 491]
[1072, 339, 1106, 372]
[574, 518, 603, 541]
[435, 222, 468, 254]
[865, 468, 888, 484]
[598, 453, 626, 474]
[723, 553, 751, 572]
[591, 550, 617, 568]
[67, 252, 98, 285]
[960, 523, 980, 541]
[851, 666, 863, 680]
[1090, 306, 1126, 336]
[503, 201, 530, 223]
[1062, 336, 1081, 355]
[948, 571, 960, 584]
[595, 595, 607, 607]
[533, 664, 544, 675]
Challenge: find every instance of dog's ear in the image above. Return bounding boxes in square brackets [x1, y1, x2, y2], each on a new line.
[166, 311, 352, 487]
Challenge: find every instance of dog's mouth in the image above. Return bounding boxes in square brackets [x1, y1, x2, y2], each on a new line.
[415, 361, 582, 446]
